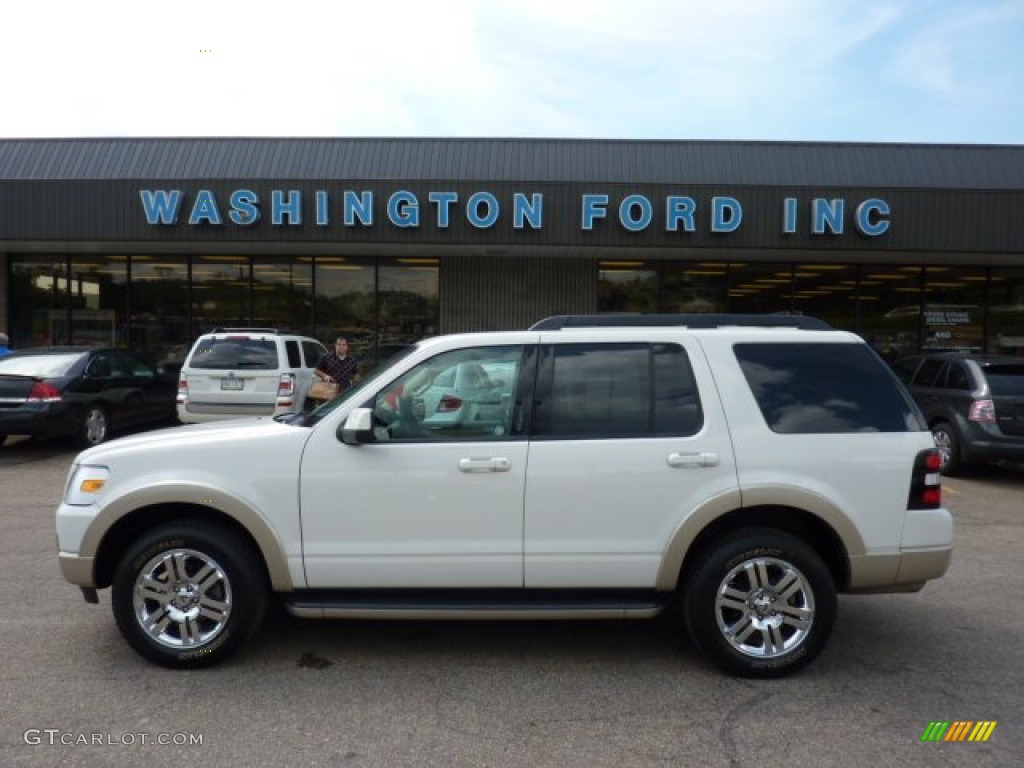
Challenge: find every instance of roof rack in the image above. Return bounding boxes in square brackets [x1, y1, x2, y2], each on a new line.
[528, 314, 832, 331]
[210, 327, 301, 335]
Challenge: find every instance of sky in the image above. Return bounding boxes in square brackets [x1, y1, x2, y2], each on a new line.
[3, 0, 1023, 144]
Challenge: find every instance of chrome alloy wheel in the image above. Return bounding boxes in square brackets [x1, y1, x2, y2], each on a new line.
[714, 556, 815, 659]
[133, 548, 233, 649]
[83, 407, 108, 445]
[932, 427, 953, 470]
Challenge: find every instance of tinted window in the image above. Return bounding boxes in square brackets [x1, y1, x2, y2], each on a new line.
[889, 357, 921, 385]
[285, 340, 301, 368]
[735, 342, 922, 434]
[301, 340, 325, 368]
[535, 342, 701, 438]
[187, 338, 278, 370]
[946, 362, 971, 391]
[912, 359, 946, 387]
[984, 364, 1024, 396]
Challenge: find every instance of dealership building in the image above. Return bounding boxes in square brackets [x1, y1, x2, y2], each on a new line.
[1, 137, 1023, 369]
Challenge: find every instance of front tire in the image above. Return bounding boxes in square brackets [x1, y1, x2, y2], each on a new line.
[682, 528, 836, 678]
[112, 521, 267, 668]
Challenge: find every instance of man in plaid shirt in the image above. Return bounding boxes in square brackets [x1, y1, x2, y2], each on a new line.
[314, 336, 359, 390]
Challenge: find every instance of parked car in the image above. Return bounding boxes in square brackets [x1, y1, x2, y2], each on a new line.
[56, 314, 951, 678]
[176, 328, 328, 423]
[0, 347, 176, 447]
[891, 352, 1024, 474]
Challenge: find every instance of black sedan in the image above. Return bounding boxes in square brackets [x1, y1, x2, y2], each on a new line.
[0, 347, 177, 448]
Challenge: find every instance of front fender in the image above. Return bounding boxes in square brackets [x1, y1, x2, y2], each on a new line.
[80, 481, 296, 591]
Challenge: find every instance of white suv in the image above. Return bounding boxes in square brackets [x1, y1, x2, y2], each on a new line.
[56, 315, 953, 678]
[176, 328, 327, 422]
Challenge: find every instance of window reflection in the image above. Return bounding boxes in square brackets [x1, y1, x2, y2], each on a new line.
[192, 255, 251, 332]
[989, 269, 1024, 356]
[9, 255, 72, 347]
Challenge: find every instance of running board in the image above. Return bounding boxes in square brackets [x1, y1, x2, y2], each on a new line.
[283, 589, 669, 621]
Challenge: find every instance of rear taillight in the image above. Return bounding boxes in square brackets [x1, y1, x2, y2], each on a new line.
[437, 394, 463, 413]
[277, 373, 295, 397]
[908, 448, 943, 510]
[177, 376, 188, 404]
[968, 399, 995, 423]
[27, 381, 61, 402]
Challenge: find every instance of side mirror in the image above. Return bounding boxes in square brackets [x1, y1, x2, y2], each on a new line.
[339, 407, 379, 445]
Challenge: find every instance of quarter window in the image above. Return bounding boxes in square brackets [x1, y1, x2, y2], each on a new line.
[735, 342, 923, 433]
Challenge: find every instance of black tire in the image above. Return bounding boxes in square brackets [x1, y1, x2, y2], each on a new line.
[931, 421, 965, 476]
[78, 405, 109, 448]
[112, 521, 267, 668]
[682, 528, 836, 678]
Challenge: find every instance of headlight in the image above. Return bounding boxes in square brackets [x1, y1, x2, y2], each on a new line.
[64, 465, 110, 506]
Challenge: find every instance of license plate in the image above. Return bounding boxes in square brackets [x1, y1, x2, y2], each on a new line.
[221, 378, 244, 391]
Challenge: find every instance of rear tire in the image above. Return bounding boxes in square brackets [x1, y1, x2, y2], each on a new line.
[682, 528, 836, 678]
[112, 521, 267, 668]
[78, 405, 109, 447]
[931, 421, 965, 475]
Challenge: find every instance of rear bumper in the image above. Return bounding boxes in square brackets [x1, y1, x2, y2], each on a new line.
[0, 407, 77, 438]
[846, 507, 953, 593]
[176, 401, 278, 424]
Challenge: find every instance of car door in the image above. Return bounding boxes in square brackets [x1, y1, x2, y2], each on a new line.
[299, 341, 535, 588]
[121, 352, 176, 424]
[523, 334, 739, 589]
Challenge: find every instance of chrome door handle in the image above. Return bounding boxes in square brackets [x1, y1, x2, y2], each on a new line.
[667, 451, 720, 468]
[458, 457, 512, 473]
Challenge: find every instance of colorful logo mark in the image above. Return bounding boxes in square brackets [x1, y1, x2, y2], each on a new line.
[921, 721, 997, 742]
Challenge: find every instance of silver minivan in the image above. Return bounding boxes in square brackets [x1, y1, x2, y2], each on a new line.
[176, 328, 327, 423]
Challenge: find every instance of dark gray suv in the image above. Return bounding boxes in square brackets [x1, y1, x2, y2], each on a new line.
[892, 352, 1024, 474]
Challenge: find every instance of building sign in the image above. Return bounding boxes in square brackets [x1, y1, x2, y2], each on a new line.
[140, 188, 890, 237]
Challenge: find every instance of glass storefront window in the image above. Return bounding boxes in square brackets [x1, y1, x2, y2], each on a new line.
[598, 262, 658, 313]
[661, 262, 728, 313]
[9, 255, 71, 347]
[130, 256, 190, 372]
[857, 265, 922, 360]
[191, 255, 251, 333]
[69, 255, 127, 347]
[921, 266, 987, 352]
[727, 262, 793, 314]
[791, 263, 858, 332]
[989, 268, 1024, 356]
[378, 258, 439, 368]
[252, 257, 314, 336]
[313, 256, 376, 365]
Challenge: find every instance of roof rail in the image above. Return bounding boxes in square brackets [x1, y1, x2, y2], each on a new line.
[211, 327, 283, 334]
[528, 313, 832, 331]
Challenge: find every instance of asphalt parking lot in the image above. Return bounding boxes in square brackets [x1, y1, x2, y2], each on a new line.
[0, 434, 1021, 767]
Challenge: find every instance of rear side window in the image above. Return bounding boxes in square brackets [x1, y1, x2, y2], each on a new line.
[187, 338, 278, 370]
[735, 342, 923, 434]
[535, 342, 702, 438]
[984, 364, 1024, 396]
[301, 340, 326, 368]
[285, 340, 301, 368]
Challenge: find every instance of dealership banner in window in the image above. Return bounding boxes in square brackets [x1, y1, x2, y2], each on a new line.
[922, 305, 982, 352]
